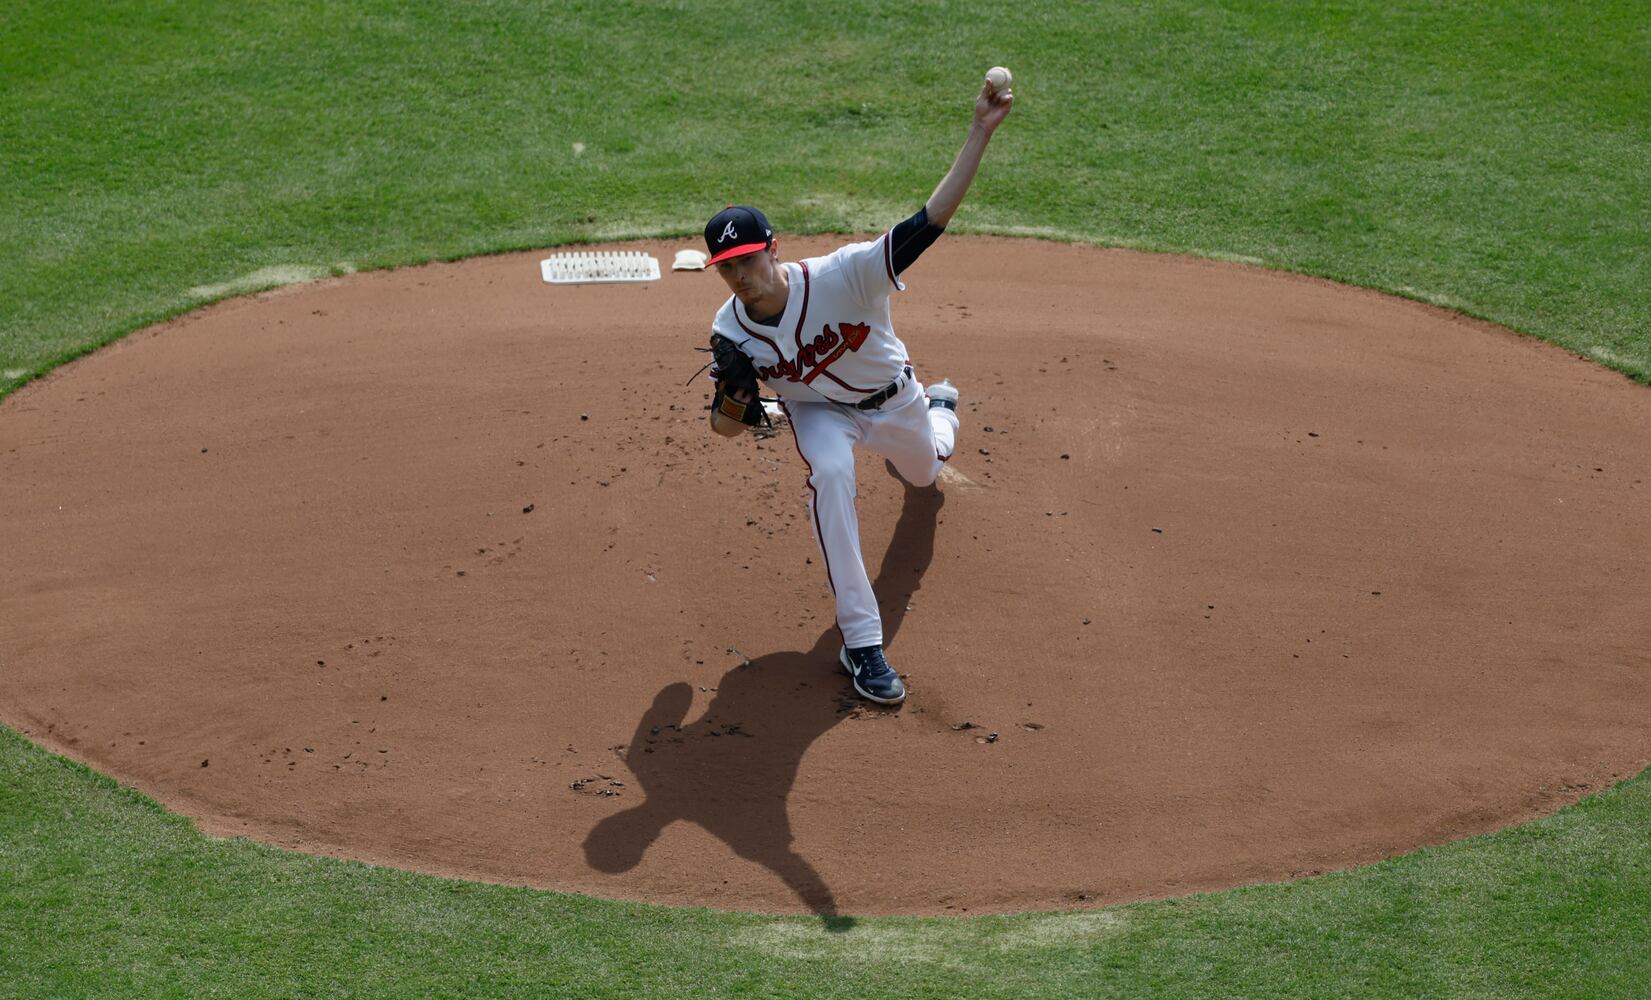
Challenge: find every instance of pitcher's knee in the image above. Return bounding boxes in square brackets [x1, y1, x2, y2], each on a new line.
[893, 455, 943, 488]
[808, 453, 856, 490]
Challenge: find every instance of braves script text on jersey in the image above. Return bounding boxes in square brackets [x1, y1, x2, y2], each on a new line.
[712, 234, 959, 649]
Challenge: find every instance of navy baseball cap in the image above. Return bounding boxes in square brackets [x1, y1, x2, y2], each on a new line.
[704, 205, 773, 265]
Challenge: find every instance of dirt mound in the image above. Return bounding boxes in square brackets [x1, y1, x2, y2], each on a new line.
[3, 238, 1648, 916]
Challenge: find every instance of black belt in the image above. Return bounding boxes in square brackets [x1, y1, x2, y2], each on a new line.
[855, 366, 913, 411]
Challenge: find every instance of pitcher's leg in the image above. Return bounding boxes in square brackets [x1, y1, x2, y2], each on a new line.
[783, 403, 883, 648]
[928, 401, 958, 463]
[867, 380, 958, 488]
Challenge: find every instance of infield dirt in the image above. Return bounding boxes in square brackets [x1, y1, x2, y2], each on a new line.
[3, 237, 1649, 917]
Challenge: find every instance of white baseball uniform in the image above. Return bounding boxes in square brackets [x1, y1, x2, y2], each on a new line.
[711, 233, 958, 649]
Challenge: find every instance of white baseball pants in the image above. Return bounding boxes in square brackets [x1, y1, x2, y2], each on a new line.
[783, 377, 958, 649]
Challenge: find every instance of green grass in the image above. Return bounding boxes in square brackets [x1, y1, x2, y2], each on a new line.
[4, 724, 1650, 998]
[3, 0, 1648, 391]
[3, 0, 1649, 994]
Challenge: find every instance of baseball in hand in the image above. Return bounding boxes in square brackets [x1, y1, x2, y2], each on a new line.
[985, 66, 1012, 93]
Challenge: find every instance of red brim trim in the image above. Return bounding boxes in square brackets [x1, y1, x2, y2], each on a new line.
[705, 242, 769, 265]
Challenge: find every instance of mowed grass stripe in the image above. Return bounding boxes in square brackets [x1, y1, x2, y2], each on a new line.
[3, 1, 1650, 995]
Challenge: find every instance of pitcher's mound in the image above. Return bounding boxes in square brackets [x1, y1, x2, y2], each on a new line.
[3, 237, 1649, 916]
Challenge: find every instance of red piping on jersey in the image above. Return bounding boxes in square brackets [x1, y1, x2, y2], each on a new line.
[816, 368, 880, 394]
[734, 308, 784, 356]
[882, 230, 897, 287]
[791, 261, 812, 354]
[779, 401, 847, 643]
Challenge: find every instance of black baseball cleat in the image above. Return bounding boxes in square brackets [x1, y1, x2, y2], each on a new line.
[839, 645, 907, 705]
[926, 378, 958, 410]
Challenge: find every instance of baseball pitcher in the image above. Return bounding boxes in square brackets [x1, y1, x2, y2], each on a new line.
[702, 74, 1014, 704]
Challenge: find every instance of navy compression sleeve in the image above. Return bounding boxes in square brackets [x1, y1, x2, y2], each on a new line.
[889, 206, 945, 275]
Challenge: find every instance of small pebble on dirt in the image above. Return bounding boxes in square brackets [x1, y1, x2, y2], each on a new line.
[523, 503, 535, 514]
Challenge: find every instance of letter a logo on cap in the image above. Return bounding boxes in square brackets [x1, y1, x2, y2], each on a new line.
[704, 205, 774, 265]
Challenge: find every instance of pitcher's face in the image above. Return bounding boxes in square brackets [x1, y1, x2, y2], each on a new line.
[714, 244, 783, 308]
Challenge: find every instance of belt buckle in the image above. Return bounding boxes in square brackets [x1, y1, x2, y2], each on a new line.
[859, 368, 910, 411]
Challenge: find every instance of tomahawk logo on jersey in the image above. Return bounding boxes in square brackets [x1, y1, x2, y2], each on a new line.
[709, 233, 910, 405]
[759, 321, 870, 385]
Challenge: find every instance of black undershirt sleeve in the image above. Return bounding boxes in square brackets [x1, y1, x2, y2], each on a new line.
[889, 206, 945, 275]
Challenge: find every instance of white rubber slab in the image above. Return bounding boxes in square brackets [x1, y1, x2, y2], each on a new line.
[541, 251, 661, 284]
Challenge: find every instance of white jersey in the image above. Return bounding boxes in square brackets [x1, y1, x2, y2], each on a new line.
[710, 234, 910, 404]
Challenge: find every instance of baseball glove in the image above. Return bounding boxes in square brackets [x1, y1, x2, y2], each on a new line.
[708, 334, 767, 428]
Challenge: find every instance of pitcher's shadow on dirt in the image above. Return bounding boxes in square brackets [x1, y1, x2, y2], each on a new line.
[583, 472, 945, 932]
